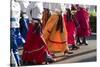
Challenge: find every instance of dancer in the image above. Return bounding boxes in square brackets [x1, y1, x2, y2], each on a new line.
[75, 5, 91, 45]
[22, 2, 54, 65]
[10, 0, 25, 66]
[63, 8, 79, 50]
[43, 3, 73, 55]
[18, 1, 29, 41]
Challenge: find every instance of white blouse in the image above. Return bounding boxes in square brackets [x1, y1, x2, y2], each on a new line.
[11, 0, 21, 28]
[26, 2, 43, 21]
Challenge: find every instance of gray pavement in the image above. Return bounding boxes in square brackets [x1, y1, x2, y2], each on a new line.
[10, 33, 97, 66]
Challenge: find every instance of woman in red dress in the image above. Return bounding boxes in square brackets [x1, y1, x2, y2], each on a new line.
[75, 5, 91, 45]
[22, 20, 54, 65]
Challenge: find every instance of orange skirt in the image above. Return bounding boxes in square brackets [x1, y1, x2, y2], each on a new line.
[43, 14, 69, 53]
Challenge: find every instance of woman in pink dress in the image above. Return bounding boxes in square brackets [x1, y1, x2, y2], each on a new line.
[63, 8, 79, 50]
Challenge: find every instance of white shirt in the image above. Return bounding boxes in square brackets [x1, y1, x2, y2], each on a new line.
[26, 2, 43, 21]
[18, 1, 29, 18]
[11, 0, 21, 28]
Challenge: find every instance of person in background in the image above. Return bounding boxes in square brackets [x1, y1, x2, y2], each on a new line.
[75, 5, 91, 45]
[10, 0, 25, 66]
[42, 2, 51, 30]
[22, 2, 54, 65]
[43, 3, 73, 56]
[18, 1, 29, 41]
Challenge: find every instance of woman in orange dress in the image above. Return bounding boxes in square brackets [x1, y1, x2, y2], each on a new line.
[43, 3, 73, 55]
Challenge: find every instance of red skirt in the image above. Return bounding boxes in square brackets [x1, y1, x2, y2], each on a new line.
[22, 23, 50, 64]
[75, 8, 91, 37]
[63, 14, 76, 45]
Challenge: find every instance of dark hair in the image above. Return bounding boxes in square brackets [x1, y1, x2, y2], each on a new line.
[56, 15, 63, 33]
[71, 5, 77, 10]
[66, 8, 79, 27]
[32, 19, 42, 35]
[20, 11, 24, 19]
[66, 8, 72, 22]
[34, 23, 42, 34]
[43, 8, 51, 21]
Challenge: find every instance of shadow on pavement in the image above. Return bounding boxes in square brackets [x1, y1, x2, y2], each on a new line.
[55, 49, 96, 62]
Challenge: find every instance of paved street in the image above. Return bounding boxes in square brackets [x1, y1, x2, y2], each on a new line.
[11, 34, 97, 66]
